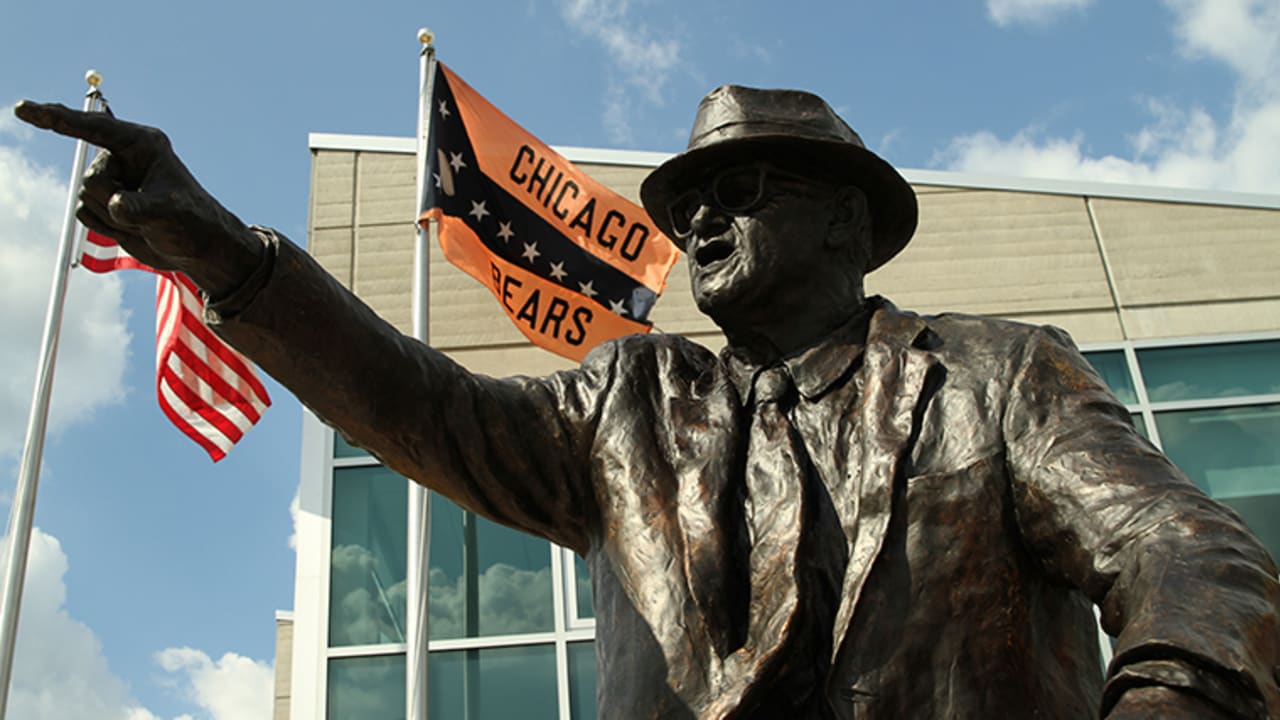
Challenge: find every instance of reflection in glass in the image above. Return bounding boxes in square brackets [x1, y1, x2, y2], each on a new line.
[428, 495, 554, 639]
[333, 433, 369, 459]
[1083, 350, 1138, 405]
[1217, 494, 1280, 573]
[568, 641, 597, 719]
[574, 554, 594, 620]
[327, 654, 405, 720]
[1138, 340, 1280, 402]
[429, 645, 557, 719]
[329, 466, 408, 647]
[1155, 403, 1280, 560]
[1131, 413, 1148, 439]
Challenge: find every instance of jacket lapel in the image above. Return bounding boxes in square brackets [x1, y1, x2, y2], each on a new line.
[674, 367, 749, 660]
[614, 359, 743, 711]
[830, 306, 937, 661]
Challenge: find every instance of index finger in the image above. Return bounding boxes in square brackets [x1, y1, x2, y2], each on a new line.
[13, 100, 152, 152]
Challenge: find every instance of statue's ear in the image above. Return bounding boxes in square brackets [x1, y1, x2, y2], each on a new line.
[825, 185, 869, 250]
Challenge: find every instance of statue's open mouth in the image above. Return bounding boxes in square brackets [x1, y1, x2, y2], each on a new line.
[695, 238, 734, 266]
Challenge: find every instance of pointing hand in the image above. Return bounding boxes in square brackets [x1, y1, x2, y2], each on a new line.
[14, 101, 264, 298]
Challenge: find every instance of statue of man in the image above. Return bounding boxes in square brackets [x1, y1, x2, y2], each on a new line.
[15, 85, 1280, 719]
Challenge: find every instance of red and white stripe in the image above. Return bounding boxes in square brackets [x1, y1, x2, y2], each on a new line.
[81, 231, 271, 461]
[79, 230, 151, 273]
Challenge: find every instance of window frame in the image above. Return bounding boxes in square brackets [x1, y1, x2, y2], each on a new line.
[293, 411, 594, 720]
[1082, 330, 1280, 447]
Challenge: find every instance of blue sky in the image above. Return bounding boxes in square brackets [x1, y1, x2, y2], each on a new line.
[1, 0, 1277, 717]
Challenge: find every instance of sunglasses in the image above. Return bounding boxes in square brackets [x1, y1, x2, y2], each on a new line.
[666, 163, 823, 240]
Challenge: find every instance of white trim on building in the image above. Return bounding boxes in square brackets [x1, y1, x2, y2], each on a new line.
[307, 132, 1280, 210]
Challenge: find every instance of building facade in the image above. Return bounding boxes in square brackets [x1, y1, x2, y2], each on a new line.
[277, 134, 1280, 719]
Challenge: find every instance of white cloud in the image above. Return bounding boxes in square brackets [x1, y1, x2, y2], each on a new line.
[327, 540, 555, 645]
[4, 527, 273, 719]
[602, 85, 636, 145]
[0, 112, 34, 142]
[0, 128, 131, 461]
[287, 489, 300, 552]
[155, 647, 273, 720]
[1167, 0, 1279, 87]
[941, 0, 1280, 194]
[428, 563, 553, 638]
[328, 543, 407, 646]
[1, 527, 158, 719]
[987, 0, 1094, 27]
[558, 0, 681, 142]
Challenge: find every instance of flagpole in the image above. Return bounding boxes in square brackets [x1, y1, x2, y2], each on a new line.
[407, 27, 436, 720]
[0, 70, 105, 719]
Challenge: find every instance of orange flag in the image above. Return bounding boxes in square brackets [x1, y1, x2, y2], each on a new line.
[418, 63, 679, 361]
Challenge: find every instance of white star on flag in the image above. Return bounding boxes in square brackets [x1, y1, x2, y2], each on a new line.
[608, 298, 629, 316]
[438, 99, 451, 119]
[496, 222, 515, 242]
[548, 261, 568, 281]
[578, 280, 598, 299]
[521, 242, 541, 263]
[469, 201, 490, 221]
[449, 151, 467, 172]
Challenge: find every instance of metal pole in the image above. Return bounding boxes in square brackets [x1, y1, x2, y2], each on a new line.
[0, 70, 104, 719]
[462, 512, 479, 719]
[406, 28, 436, 720]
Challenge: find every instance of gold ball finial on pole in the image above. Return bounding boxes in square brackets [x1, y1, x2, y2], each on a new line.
[417, 27, 435, 46]
[85, 69, 103, 88]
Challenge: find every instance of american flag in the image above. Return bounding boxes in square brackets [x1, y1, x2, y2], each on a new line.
[80, 230, 271, 461]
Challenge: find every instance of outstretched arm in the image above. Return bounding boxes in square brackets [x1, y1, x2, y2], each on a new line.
[14, 102, 605, 552]
[208, 230, 608, 552]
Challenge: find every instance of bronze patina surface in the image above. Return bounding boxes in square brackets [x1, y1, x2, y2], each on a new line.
[16, 87, 1280, 719]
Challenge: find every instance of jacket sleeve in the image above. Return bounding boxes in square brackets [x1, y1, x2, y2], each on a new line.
[1002, 325, 1280, 719]
[204, 229, 612, 553]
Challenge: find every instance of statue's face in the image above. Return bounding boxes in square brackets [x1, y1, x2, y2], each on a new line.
[672, 163, 843, 325]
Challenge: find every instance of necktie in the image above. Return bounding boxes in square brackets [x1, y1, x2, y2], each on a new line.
[735, 365, 848, 716]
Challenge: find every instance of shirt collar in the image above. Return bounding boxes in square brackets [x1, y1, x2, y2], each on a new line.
[723, 306, 871, 404]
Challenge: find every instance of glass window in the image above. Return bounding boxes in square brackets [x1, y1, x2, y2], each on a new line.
[1130, 413, 1148, 439]
[1083, 350, 1138, 405]
[1215, 494, 1280, 575]
[1155, 404, 1280, 498]
[1154, 403, 1280, 560]
[568, 641, 596, 719]
[327, 654, 405, 720]
[334, 433, 369, 459]
[1138, 341, 1280, 402]
[428, 645, 558, 720]
[574, 554, 594, 620]
[330, 466, 408, 647]
[428, 496, 554, 639]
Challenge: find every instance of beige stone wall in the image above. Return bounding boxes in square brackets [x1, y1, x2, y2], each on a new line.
[868, 188, 1124, 342]
[307, 147, 1280, 376]
[273, 615, 293, 720]
[1088, 198, 1280, 340]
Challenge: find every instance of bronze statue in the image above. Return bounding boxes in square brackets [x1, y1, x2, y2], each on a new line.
[15, 85, 1280, 719]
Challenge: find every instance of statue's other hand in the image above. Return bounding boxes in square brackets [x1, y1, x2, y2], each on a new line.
[14, 101, 262, 297]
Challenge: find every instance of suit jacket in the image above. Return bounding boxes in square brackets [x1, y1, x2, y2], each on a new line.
[212, 233, 1280, 719]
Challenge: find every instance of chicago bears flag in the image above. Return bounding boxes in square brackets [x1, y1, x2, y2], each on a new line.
[418, 63, 679, 361]
[79, 231, 271, 461]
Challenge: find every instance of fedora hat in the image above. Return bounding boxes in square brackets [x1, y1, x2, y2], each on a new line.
[641, 85, 918, 272]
